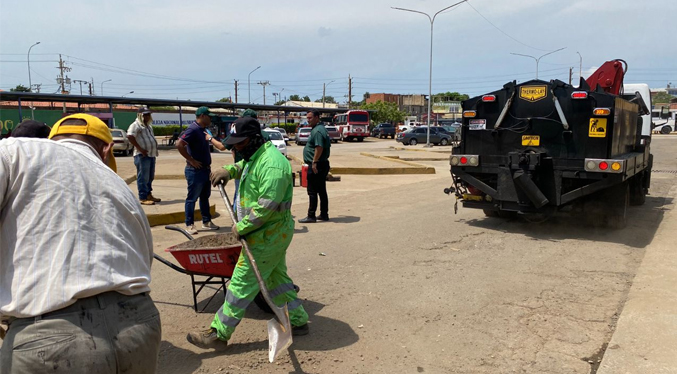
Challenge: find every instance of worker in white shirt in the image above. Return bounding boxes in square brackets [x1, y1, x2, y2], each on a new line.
[0, 113, 161, 374]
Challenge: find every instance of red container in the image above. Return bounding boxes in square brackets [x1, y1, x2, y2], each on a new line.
[166, 242, 242, 277]
[301, 164, 309, 188]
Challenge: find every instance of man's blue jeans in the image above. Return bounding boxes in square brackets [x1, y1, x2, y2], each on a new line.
[134, 155, 156, 200]
[185, 166, 212, 226]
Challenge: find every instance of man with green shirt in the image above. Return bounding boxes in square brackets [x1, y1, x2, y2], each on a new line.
[299, 110, 331, 223]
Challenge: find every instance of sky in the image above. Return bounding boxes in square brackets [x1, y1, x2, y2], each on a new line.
[1, 0, 676, 104]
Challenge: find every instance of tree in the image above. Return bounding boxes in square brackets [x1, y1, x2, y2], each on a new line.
[653, 91, 674, 104]
[289, 94, 302, 101]
[302, 95, 311, 102]
[217, 97, 232, 103]
[274, 100, 286, 106]
[315, 96, 336, 104]
[432, 91, 469, 102]
[360, 100, 407, 125]
[10, 84, 30, 92]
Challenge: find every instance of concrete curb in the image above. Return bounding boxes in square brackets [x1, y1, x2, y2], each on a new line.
[597, 185, 677, 373]
[380, 155, 448, 162]
[288, 153, 436, 175]
[389, 146, 450, 154]
[146, 205, 217, 227]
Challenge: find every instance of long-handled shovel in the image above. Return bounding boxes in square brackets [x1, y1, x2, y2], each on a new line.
[218, 184, 293, 362]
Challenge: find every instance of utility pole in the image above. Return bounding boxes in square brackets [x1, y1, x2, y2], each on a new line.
[569, 67, 573, 85]
[273, 92, 278, 104]
[258, 81, 270, 105]
[73, 80, 86, 95]
[90, 78, 94, 95]
[56, 54, 72, 95]
[348, 74, 352, 109]
[234, 80, 239, 103]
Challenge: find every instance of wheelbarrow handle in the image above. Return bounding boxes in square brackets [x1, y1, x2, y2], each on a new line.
[217, 184, 288, 325]
[165, 225, 195, 241]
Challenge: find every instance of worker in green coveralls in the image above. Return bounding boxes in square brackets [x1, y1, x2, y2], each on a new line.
[186, 116, 309, 349]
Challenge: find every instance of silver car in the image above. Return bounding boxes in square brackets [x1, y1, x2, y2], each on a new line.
[111, 129, 134, 156]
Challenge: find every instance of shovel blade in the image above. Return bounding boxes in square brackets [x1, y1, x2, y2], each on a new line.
[267, 316, 293, 362]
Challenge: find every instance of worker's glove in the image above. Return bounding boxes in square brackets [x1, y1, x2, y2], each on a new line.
[210, 168, 231, 187]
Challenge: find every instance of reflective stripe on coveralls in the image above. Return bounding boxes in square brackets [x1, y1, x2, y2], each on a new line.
[210, 142, 309, 341]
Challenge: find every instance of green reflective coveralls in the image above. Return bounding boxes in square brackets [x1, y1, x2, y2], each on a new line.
[211, 141, 308, 341]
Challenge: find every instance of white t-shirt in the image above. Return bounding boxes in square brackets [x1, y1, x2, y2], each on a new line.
[0, 138, 154, 318]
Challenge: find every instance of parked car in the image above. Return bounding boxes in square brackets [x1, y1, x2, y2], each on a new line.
[273, 127, 290, 144]
[325, 126, 341, 143]
[263, 129, 287, 156]
[295, 127, 312, 145]
[439, 125, 461, 142]
[396, 127, 451, 146]
[371, 123, 396, 139]
[111, 129, 134, 156]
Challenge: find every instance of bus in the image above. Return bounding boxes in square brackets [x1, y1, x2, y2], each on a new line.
[333, 110, 369, 142]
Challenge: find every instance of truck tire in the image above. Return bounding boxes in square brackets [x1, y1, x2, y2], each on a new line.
[660, 125, 672, 134]
[605, 182, 629, 229]
[358, 137, 364, 142]
[483, 209, 500, 218]
[629, 173, 646, 206]
[391, 134, 395, 139]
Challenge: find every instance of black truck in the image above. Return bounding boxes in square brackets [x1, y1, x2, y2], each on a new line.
[371, 123, 396, 139]
[446, 60, 652, 228]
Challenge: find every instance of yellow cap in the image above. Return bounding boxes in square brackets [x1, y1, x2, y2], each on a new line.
[49, 113, 117, 172]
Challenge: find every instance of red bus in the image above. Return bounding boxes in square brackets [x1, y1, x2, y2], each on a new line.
[333, 110, 369, 142]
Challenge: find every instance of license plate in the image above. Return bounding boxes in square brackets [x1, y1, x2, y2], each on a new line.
[462, 194, 483, 201]
[521, 135, 540, 146]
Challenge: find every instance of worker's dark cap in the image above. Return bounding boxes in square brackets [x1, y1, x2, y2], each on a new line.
[12, 120, 51, 139]
[195, 106, 216, 117]
[138, 107, 152, 114]
[224, 117, 261, 145]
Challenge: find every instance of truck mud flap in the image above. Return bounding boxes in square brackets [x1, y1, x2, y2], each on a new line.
[513, 170, 549, 208]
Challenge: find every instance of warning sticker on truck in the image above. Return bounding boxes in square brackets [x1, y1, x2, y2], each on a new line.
[519, 86, 547, 102]
[521, 135, 540, 146]
[589, 118, 607, 137]
[468, 119, 486, 130]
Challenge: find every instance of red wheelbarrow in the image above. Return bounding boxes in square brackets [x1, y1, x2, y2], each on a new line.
[153, 225, 287, 314]
[153, 225, 241, 312]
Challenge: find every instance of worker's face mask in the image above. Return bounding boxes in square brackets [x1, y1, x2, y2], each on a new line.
[240, 135, 265, 161]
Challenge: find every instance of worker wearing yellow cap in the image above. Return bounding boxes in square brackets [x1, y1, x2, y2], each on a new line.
[0, 114, 161, 373]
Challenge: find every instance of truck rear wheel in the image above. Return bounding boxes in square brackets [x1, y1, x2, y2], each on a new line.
[660, 125, 672, 134]
[358, 137, 364, 142]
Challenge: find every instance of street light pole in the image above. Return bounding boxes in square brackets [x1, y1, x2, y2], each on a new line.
[323, 80, 335, 108]
[576, 51, 583, 82]
[392, 1, 467, 147]
[101, 79, 112, 96]
[27, 41, 41, 119]
[248, 66, 261, 104]
[122, 91, 134, 97]
[510, 47, 566, 79]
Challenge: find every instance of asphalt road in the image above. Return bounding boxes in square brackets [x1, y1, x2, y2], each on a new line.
[145, 136, 677, 374]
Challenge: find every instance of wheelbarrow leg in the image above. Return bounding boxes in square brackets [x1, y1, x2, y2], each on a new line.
[191, 274, 198, 313]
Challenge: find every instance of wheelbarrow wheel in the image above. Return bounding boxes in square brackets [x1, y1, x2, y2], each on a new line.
[253, 284, 301, 314]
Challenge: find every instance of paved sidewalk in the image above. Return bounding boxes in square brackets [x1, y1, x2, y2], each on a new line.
[598, 185, 677, 373]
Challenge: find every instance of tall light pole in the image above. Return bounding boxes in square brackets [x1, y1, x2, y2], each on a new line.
[248, 65, 261, 103]
[101, 79, 112, 96]
[392, 1, 467, 147]
[122, 91, 134, 97]
[322, 80, 335, 108]
[576, 51, 583, 82]
[510, 47, 566, 79]
[27, 41, 41, 119]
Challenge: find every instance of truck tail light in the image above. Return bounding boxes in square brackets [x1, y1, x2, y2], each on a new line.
[481, 95, 496, 102]
[450, 154, 479, 167]
[585, 158, 625, 174]
[571, 91, 588, 99]
[593, 108, 611, 116]
[463, 110, 477, 118]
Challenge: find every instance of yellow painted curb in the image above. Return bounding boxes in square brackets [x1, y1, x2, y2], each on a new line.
[329, 167, 435, 175]
[145, 205, 218, 227]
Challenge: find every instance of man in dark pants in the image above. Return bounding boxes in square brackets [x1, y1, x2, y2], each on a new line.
[299, 110, 331, 223]
[177, 106, 221, 234]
